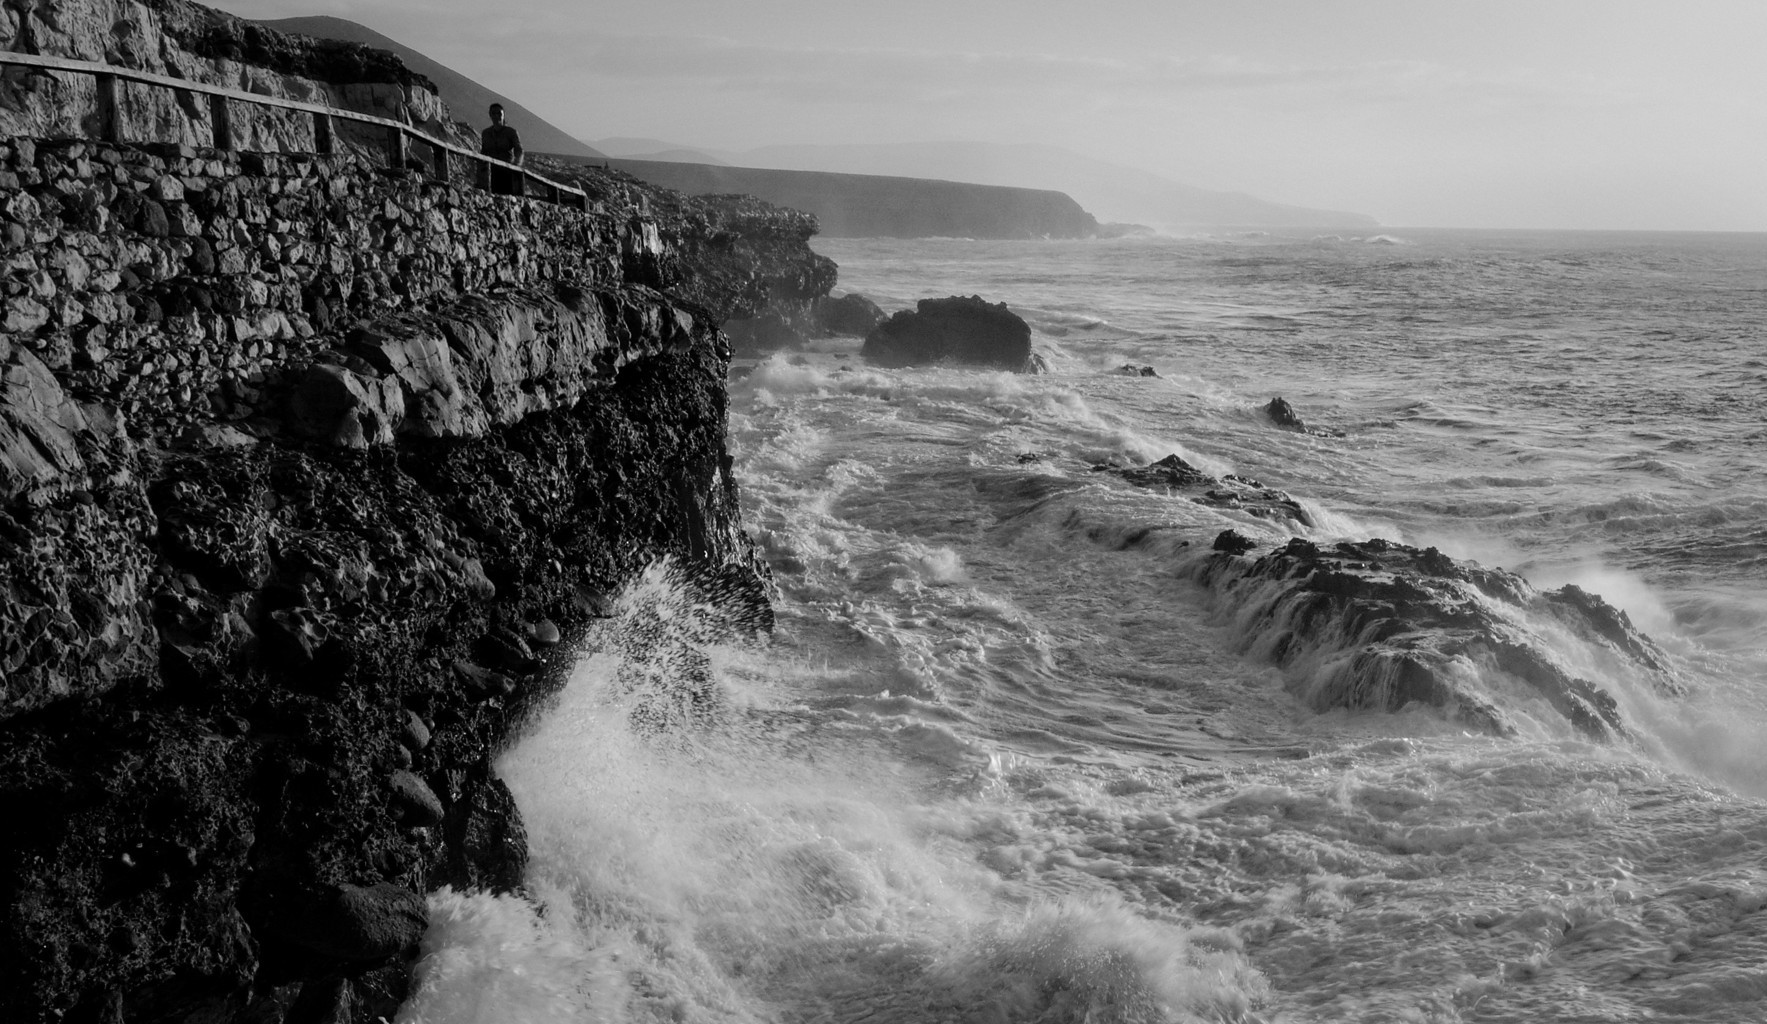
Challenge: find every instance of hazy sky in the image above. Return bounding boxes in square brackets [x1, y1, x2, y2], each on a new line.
[212, 0, 1767, 230]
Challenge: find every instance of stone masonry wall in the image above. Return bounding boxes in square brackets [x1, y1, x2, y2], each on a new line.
[1, 0, 468, 152]
[1, 136, 669, 491]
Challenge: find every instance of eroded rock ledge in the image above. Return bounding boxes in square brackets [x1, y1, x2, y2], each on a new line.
[1195, 537, 1679, 738]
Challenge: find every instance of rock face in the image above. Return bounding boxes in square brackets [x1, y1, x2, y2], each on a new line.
[1095, 453, 1313, 527]
[0, 37, 802, 1023]
[533, 160, 839, 357]
[1195, 538, 1680, 737]
[861, 295, 1038, 372]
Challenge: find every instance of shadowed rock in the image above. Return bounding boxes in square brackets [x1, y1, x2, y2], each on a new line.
[1195, 537, 1681, 738]
[862, 296, 1040, 372]
[814, 292, 887, 337]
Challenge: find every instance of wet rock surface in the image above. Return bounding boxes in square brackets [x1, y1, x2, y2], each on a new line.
[1094, 452, 1314, 527]
[861, 295, 1039, 372]
[1196, 537, 1680, 738]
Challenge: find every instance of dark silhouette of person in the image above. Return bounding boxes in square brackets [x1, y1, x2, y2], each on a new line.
[479, 103, 524, 196]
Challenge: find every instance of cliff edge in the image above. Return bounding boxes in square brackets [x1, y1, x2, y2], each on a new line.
[0, 5, 825, 1021]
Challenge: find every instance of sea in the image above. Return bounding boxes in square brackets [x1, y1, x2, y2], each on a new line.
[397, 229, 1767, 1023]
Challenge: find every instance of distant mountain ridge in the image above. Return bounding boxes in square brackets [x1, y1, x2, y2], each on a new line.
[255, 15, 604, 160]
[586, 158, 1103, 239]
[597, 138, 1379, 230]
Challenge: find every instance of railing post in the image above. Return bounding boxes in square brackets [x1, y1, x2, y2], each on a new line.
[95, 73, 123, 143]
[432, 141, 449, 183]
[313, 111, 334, 155]
[208, 93, 232, 151]
[387, 124, 407, 168]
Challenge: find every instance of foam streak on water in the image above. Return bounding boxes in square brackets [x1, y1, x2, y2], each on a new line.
[404, 230, 1767, 1022]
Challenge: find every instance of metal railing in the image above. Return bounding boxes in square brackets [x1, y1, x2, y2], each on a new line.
[0, 50, 590, 210]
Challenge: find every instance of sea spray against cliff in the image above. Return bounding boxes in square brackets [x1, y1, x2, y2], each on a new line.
[401, 565, 1271, 1023]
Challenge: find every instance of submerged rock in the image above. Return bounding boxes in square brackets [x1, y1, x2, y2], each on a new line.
[861, 295, 1040, 372]
[1196, 538, 1680, 737]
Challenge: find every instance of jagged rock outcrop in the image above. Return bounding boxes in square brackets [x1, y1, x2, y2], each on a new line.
[1262, 395, 1343, 437]
[0, 23, 800, 1017]
[1195, 538, 1680, 737]
[862, 295, 1039, 372]
[1094, 453, 1313, 527]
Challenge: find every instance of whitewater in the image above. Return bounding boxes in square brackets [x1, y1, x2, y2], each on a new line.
[399, 229, 1767, 1023]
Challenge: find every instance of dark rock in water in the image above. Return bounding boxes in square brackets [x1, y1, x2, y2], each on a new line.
[1196, 538, 1680, 737]
[1264, 396, 1346, 437]
[862, 295, 1039, 372]
[813, 292, 887, 337]
[1110, 452, 1214, 488]
[253, 881, 427, 962]
[1265, 396, 1306, 430]
[1096, 454, 1312, 527]
[1213, 529, 1257, 555]
[1119, 364, 1160, 377]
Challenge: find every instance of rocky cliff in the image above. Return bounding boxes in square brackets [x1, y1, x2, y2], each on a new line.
[0, 8, 825, 1022]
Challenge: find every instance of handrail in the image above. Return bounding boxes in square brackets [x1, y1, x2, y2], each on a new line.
[0, 50, 590, 210]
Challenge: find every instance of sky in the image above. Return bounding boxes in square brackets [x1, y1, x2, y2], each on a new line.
[211, 0, 1767, 230]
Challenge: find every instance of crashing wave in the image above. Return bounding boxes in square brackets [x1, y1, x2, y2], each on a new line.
[1194, 537, 1680, 738]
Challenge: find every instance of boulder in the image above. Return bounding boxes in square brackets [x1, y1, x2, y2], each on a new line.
[861, 295, 1039, 372]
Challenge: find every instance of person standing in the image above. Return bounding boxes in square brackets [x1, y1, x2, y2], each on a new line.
[479, 103, 524, 196]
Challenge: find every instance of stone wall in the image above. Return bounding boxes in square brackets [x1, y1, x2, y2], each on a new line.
[1, 136, 671, 489]
[1, 0, 468, 152]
